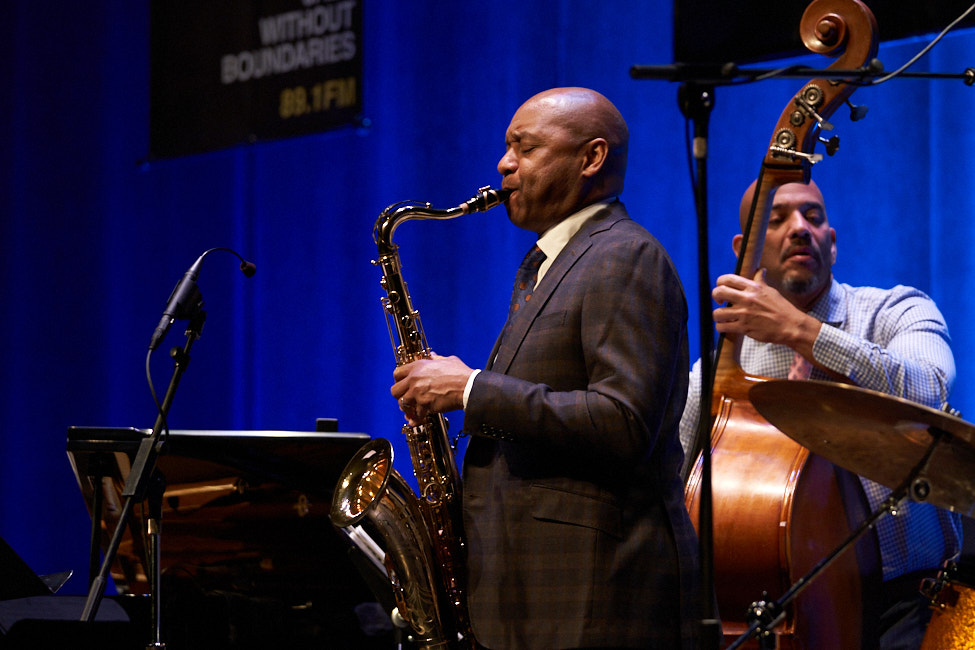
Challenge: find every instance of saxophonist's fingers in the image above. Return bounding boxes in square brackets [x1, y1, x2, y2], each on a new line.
[399, 397, 420, 424]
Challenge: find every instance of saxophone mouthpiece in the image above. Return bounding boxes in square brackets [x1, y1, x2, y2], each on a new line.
[463, 186, 511, 213]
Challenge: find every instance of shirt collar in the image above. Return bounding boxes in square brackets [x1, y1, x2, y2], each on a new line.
[808, 277, 845, 326]
[534, 199, 613, 285]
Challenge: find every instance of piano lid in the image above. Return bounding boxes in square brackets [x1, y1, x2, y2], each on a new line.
[66, 426, 370, 496]
[65, 426, 377, 601]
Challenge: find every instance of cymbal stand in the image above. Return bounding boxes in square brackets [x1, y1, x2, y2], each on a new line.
[727, 425, 948, 649]
[81, 309, 206, 650]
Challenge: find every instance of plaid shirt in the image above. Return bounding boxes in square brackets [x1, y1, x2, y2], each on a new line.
[681, 279, 961, 580]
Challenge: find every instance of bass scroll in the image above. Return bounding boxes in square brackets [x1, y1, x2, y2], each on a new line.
[331, 186, 510, 649]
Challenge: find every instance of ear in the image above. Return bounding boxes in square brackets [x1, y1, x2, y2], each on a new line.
[732, 233, 743, 258]
[580, 138, 609, 178]
[829, 226, 837, 265]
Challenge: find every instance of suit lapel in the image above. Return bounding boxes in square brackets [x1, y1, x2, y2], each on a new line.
[488, 203, 625, 374]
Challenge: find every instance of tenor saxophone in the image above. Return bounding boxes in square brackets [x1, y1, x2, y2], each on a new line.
[331, 186, 510, 649]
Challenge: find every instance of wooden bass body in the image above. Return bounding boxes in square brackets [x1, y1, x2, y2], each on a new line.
[683, 1, 884, 645]
[685, 370, 881, 648]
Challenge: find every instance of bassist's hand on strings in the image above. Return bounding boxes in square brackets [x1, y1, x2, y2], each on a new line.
[391, 352, 475, 425]
[712, 268, 822, 362]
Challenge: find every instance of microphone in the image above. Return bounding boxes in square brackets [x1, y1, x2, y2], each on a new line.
[148, 247, 256, 351]
[630, 62, 740, 83]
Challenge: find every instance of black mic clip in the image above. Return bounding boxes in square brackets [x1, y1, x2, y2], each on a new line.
[148, 247, 256, 351]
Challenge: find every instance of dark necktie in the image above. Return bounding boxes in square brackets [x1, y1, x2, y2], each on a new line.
[508, 244, 546, 317]
[501, 244, 546, 340]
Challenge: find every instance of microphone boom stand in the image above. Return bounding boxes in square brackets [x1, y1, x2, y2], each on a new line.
[678, 81, 722, 650]
[80, 308, 207, 650]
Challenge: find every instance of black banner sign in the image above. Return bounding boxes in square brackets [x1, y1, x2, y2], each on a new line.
[150, 0, 363, 159]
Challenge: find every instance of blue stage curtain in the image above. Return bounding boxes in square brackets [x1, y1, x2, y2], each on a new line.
[2, 1, 973, 593]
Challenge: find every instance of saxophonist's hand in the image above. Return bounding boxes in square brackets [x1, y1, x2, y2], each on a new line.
[391, 353, 474, 425]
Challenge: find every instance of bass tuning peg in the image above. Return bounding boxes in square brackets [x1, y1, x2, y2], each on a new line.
[818, 134, 840, 156]
[845, 99, 868, 121]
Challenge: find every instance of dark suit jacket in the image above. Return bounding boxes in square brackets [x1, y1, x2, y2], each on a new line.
[461, 201, 702, 649]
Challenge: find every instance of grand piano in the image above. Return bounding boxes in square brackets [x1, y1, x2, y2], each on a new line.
[65, 425, 395, 649]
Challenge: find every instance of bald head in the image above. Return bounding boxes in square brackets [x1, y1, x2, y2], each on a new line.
[738, 179, 825, 232]
[523, 87, 629, 197]
[499, 88, 632, 233]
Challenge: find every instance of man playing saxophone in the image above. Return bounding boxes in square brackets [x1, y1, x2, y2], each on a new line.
[391, 87, 706, 649]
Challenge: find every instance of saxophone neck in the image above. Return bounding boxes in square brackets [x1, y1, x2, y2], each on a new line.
[373, 201, 438, 254]
[373, 186, 511, 252]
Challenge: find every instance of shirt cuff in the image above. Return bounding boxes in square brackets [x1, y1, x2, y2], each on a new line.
[811, 323, 853, 375]
[462, 369, 481, 409]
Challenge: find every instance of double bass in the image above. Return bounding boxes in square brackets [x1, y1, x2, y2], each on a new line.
[683, 1, 882, 647]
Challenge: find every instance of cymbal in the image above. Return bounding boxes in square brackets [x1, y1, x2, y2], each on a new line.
[749, 380, 975, 516]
